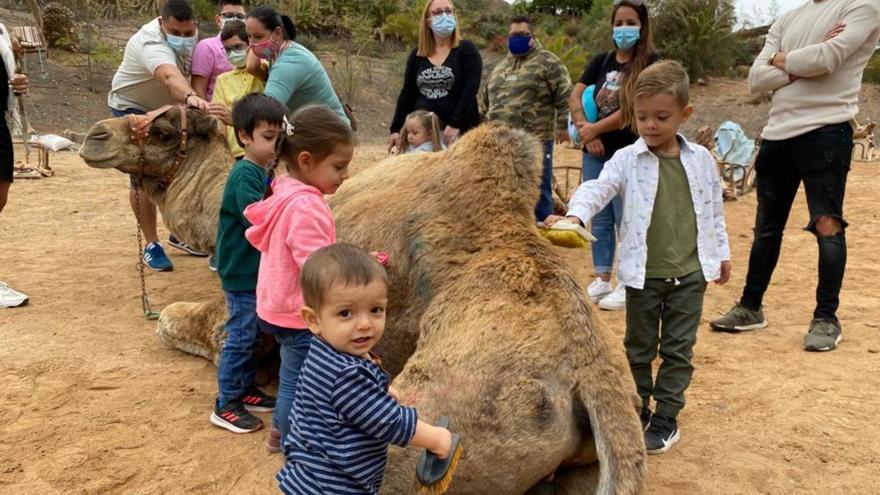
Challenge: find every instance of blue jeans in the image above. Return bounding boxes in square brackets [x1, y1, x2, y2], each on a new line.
[217, 290, 259, 408]
[535, 140, 555, 221]
[582, 153, 622, 274]
[268, 327, 312, 441]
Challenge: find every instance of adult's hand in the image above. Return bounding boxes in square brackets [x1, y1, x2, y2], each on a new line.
[577, 122, 598, 145]
[206, 102, 231, 125]
[387, 132, 400, 153]
[443, 126, 460, 145]
[9, 73, 28, 94]
[555, 129, 569, 145]
[822, 22, 846, 42]
[585, 138, 605, 158]
[186, 94, 210, 112]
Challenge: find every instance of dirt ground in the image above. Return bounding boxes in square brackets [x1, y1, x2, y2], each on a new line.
[2, 138, 879, 493]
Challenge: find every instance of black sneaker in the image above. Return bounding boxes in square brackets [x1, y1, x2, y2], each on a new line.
[640, 407, 652, 432]
[645, 413, 680, 455]
[210, 399, 263, 433]
[168, 235, 210, 257]
[240, 387, 276, 413]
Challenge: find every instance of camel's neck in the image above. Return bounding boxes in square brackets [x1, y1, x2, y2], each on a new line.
[145, 134, 234, 251]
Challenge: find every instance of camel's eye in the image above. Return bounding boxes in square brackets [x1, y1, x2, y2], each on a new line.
[154, 128, 176, 143]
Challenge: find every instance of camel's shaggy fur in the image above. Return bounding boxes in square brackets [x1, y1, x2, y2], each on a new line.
[81, 114, 646, 494]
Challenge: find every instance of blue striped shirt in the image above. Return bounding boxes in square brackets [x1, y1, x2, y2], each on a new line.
[277, 338, 418, 494]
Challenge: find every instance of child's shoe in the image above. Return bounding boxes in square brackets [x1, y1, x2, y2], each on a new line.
[640, 407, 652, 432]
[266, 427, 282, 454]
[210, 399, 263, 433]
[645, 413, 679, 454]
[240, 387, 276, 413]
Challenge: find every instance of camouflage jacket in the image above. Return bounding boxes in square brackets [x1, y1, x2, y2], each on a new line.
[482, 41, 572, 141]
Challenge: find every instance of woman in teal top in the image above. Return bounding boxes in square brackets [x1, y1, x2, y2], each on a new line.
[244, 6, 350, 127]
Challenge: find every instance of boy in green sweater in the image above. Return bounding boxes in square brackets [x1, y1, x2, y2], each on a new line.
[210, 93, 288, 433]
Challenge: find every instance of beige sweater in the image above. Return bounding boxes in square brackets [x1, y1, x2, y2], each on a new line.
[748, 0, 880, 140]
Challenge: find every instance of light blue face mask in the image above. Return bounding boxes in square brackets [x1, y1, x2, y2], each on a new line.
[431, 14, 456, 38]
[165, 32, 197, 54]
[612, 26, 640, 50]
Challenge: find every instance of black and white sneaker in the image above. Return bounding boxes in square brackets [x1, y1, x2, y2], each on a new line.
[168, 235, 210, 257]
[240, 387, 276, 413]
[645, 413, 679, 454]
[640, 407, 652, 432]
[210, 399, 263, 433]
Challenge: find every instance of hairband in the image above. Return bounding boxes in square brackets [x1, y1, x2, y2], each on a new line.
[283, 115, 295, 136]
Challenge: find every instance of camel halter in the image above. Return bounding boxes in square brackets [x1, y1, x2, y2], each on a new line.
[126, 104, 189, 187]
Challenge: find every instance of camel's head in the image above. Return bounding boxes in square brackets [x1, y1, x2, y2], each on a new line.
[80, 107, 223, 179]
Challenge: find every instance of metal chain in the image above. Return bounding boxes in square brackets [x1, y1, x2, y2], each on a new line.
[133, 166, 160, 320]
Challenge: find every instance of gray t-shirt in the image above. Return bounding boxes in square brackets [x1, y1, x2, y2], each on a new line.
[108, 18, 189, 112]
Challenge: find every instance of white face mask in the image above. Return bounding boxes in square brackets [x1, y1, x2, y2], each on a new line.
[225, 49, 247, 68]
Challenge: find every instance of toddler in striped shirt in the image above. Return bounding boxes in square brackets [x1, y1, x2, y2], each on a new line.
[277, 243, 453, 495]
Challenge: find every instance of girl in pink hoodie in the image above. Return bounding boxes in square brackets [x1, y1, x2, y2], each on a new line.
[244, 105, 354, 453]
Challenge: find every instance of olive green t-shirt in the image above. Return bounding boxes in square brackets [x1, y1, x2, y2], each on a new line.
[645, 155, 702, 278]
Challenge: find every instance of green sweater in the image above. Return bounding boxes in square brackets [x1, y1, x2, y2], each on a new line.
[216, 159, 267, 292]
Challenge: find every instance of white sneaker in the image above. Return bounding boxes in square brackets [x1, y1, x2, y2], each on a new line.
[587, 277, 613, 303]
[0, 282, 29, 308]
[598, 283, 626, 311]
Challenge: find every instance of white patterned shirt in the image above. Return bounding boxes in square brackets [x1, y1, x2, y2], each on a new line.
[567, 134, 730, 290]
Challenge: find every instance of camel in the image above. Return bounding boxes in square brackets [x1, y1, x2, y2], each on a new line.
[81, 109, 646, 494]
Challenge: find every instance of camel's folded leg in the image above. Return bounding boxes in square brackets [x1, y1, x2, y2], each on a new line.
[524, 464, 601, 495]
[156, 298, 227, 364]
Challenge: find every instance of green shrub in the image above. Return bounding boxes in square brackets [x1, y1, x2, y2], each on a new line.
[864, 51, 880, 84]
[650, 0, 738, 78]
[543, 34, 591, 82]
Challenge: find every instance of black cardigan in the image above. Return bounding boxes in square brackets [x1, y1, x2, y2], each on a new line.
[389, 39, 482, 134]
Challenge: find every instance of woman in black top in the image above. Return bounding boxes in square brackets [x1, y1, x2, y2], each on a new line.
[567, 0, 659, 311]
[388, 0, 482, 151]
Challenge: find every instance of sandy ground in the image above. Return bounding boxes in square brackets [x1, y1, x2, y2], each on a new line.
[2, 144, 879, 494]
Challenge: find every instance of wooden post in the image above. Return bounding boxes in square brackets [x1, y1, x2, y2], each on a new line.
[24, 0, 43, 32]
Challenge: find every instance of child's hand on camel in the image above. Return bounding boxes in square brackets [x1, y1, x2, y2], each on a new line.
[388, 386, 401, 402]
[542, 215, 582, 227]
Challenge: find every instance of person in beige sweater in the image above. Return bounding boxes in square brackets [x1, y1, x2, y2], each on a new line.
[710, 0, 880, 352]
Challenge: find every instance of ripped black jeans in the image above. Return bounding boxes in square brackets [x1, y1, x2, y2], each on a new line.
[740, 122, 852, 322]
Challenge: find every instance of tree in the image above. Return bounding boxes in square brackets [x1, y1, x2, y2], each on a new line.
[650, 0, 738, 78]
[530, 0, 594, 16]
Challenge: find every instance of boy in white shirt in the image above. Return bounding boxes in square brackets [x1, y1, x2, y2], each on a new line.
[546, 60, 731, 454]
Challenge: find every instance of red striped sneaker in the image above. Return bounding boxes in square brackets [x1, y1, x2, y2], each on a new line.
[210, 399, 263, 434]
[240, 387, 276, 413]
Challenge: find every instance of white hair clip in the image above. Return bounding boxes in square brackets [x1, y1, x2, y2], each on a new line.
[283, 115, 295, 136]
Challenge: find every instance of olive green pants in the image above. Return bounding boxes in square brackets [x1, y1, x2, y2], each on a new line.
[624, 270, 707, 419]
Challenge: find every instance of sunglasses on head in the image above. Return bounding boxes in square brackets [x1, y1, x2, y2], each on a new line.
[613, 0, 644, 6]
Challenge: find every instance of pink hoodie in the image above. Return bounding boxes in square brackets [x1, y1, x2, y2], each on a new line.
[244, 175, 335, 329]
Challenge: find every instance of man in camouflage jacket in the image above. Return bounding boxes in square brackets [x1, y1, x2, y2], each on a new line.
[483, 15, 572, 221]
